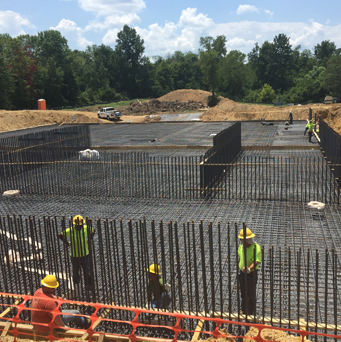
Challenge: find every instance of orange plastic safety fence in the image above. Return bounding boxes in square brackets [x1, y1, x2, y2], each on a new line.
[0, 292, 340, 342]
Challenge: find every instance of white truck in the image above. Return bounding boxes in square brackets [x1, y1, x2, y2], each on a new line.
[97, 107, 122, 121]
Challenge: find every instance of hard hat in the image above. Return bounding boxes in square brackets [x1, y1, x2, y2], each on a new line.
[147, 264, 161, 274]
[73, 215, 84, 225]
[41, 275, 59, 288]
[238, 228, 255, 239]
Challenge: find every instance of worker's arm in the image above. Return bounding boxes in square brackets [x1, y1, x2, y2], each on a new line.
[248, 261, 259, 271]
[58, 232, 69, 245]
[54, 314, 65, 327]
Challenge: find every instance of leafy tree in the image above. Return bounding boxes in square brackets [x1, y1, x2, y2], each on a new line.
[285, 66, 326, 103]
[198, 35, 227, 102]
[324, 55, 341, 95]
[219, 50, 255, 100]
[257, 83, 276, 103]
[314, 40, 337, 66]
[250, 34, 294, 92]
[0, 34, 15, 109]
[7, 37, 38, 109]
[115, 25, 145, 97]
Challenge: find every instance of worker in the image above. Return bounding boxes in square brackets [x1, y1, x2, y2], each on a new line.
[305, 120, 316, 143]
[31, 275, 90, 333]
[238, 227, 261, 316]
[147, 264, 171, 310]
[58, 215, 95, 288]
[289, 111, 293, 125]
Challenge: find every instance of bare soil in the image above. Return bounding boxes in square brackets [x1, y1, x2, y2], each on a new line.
[1, 89, 341, 134]
[244, 326, 312, 342]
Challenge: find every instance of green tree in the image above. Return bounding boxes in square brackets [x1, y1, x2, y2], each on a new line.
[115, 25, 145, 97]
[285, 66, 326, 103]
[7, 37, 38, 109]
[219, 50, 255, 100]
[314, 40, 337, 66]
[324, 55, 341, 95]
[258, 83, 276, 103]
[198, 35, 227, 102]
[0, 34, 15, 109]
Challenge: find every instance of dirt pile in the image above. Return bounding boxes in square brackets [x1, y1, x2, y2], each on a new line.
[200, 97, 341, 130]
[245, 326, 312, 342]
[0, 110, 104, 132]
[158, 89, 212, 104]
[120, 98, 207, 116]
[1, 89, 341, 133]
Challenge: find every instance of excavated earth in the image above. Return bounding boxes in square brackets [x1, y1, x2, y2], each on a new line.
[1, 89, 341, 134]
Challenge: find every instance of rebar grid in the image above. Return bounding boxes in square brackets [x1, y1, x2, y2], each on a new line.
[0, 121, 340, 341]
[1, 216, 340, 336]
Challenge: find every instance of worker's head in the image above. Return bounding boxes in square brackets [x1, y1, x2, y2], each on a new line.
[73, 215, 84, 229]
[238, 228, 255, 243]
[41, 275, 59, 293]
[147, 264, 161, 280]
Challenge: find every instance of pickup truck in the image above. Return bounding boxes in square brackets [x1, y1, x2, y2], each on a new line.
[97, 107, 122, 120]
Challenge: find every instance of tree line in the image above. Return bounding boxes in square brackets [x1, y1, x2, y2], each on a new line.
[0, 25, 340, 110]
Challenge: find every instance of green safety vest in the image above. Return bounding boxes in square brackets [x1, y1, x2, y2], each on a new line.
[306, 122, 316, 132]
[238, 243, 262, 271]
[63, 225, 93, 257]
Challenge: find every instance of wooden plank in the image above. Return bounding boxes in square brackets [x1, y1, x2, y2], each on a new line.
[213, 312, 341, 332]
[0, 299, 22, 318]
[1, 321, 12, 337]
[81, 303, 113, 341]
[191, 319, 205, 342]
[98, 333, 105, 342]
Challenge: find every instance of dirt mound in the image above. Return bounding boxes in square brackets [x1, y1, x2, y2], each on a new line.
[158, 89, 212, 104]
[200, 99, 341, 130]
[245, 326, 312, 342]
[120, 98, 207, 116]
[0, 110, 104, 132]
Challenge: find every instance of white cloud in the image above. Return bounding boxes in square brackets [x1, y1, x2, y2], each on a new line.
[264, 9, 274, 17]
[179, 8, 214, 29]
[236, 5, 260, 15]
[0, 10, 35, 36]
[77, 0, 146, 17]
[51, 19, 92, 49]
[136, 22, 196, 57]
[102, 28, 120, 45]
[226, 37, 256, 50]
[85, 13, 140, 32]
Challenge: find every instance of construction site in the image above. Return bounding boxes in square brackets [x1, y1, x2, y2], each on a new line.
[0, 96, 341, 342]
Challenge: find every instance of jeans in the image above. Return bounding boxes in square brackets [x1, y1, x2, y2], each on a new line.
[71, 255, 91, 286]
[239, 270, 258, 315]
[61, 309, 86, 327]
[152, 292, 171, 310]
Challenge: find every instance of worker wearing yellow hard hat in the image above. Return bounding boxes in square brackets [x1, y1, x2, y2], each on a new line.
[237, 226, 261, 316]
[58, 215, 95, 292]
[146, 264, 171, 311]
[31, 275, 90, 333]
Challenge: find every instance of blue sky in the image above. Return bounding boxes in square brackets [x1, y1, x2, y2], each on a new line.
[1, 0, 341, 58]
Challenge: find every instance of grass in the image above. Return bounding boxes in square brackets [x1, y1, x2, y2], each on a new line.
[70, 99, 148, 111]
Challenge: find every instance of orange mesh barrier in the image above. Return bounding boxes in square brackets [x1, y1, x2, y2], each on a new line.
[0, 292, 340, 342]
